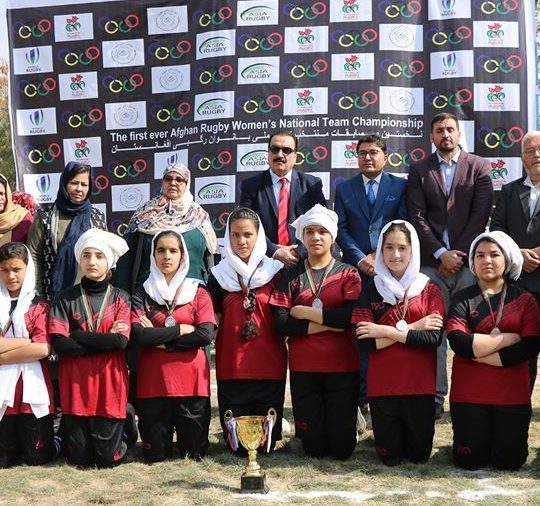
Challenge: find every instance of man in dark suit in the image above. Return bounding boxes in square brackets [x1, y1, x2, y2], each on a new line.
[491, 130, 540, 390]
[335, 134, 407, 276]
[239, 130, 326, 266]
[335, 133, 407, 432]
[407, 112, 493, 417]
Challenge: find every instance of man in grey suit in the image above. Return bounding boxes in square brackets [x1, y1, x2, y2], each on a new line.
[491, 130, 540, 390]
[407, 112, 493, 418]
[335, 133, 407, 430]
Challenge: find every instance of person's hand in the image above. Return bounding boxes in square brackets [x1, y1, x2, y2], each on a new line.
[521, 248, 540, 273]
[356, 321, 387, 339]
[274, 245, 300, 266]
[138, 315, 154, 328]
[358, 253, 375, 277]
[291, 305, 315, 320]
[111, 320, 129, 333]
[408, 313, 444, 331]
[179, 324, 195, 335]
[439, 250, 466, 277]
[501, 332, 521, 346]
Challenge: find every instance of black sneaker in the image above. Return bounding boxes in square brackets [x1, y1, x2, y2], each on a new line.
[123, 403, 139, 446]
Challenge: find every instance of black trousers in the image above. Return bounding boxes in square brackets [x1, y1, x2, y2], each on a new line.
[218, 379, 285, 454]
[62, 414, 126, 468]
[0, 413, 54, 468]
[290, 371, 359, 460]
[137, 396, 210, 462]
[451, 402, 531, 470]
[369, 395, 435, 466]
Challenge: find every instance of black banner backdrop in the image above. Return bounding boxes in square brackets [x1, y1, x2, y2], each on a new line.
[6, 0, 537, 239]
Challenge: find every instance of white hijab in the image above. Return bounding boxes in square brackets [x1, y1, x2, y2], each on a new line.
[211, 212, 283, 292]
[0, 246, 50, 420]
[291, 204, 338, 244]
[469, 230, 523, 281]
[373, 220, 430, 304]
[143, 231, 200, 307]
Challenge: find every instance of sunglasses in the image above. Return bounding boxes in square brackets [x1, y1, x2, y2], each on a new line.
[163, 175, 185, 184]
[269, 145, 295, 155]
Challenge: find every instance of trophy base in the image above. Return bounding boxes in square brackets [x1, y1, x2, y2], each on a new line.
[241, 474, 269, 494]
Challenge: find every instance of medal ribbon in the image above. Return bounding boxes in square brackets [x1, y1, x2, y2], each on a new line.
[237, 260, 263, 294]
[395, 286, 411, 323]
[163, 283, 185, 323]
[480, 285, 507, 332]
[80, 285, 112, 332]
[304, 259, 335, 303]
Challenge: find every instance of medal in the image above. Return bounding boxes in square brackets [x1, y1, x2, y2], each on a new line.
[396, 319, 408, 331]
[243, 291, 256, 312]
[312, 298, 323, 309]
[480, 286, 507, 336]
[491, 327, 501, 335]
[164, 315, 176, 327]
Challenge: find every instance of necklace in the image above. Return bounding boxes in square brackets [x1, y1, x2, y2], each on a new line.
[80, 284, 112, 332]
[480, 285, 507, 335]
[304, 258, 335, 309]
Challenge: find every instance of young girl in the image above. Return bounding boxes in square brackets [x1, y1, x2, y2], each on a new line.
[0, 242, 53, 468]
[447, 231, 540, 470]
[208, 207, 285, 453]
[131, 230, 216, 462]
[270, 204, 361, 460]
[49, 229, 130, 468]
[351, 220, 445, 465]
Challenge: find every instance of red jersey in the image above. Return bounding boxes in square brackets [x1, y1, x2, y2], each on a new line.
[352, 282, 445, 397]
[131, 286, 216, 398]
[49, 284, 130, 419]
[447, 283, 540, 405]
[212, 276, 287, 381]
[270, 260, 361, 373]
[5, 299, 54, 416]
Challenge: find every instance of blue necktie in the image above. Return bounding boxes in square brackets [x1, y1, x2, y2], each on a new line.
[366, 180, 376, 206]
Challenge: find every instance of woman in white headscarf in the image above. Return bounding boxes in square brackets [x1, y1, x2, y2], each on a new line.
[447, 230, 540, 471]
[269, 204, 362, 460]
[0, 242, 53, 468]
[49, 229, 130, 468]
[208, 207, 285, 454]
[349, 220, 445, 466]
[131, 230, 216, 462]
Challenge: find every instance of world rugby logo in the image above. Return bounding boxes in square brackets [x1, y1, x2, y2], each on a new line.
[120, 187, 143, 209]
[111, 42, 137, 65]
[389, 26, 415, 49]
[36, 174, 50, 193]
[156, 9, 181, 31]
[159, 69, 183, 90]
[389, 89, 415, 113]
[114, 105, 139, 127]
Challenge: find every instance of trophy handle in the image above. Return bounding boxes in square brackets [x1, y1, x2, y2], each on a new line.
[267, 407, 277, 425]
[224, 409, 234, 423]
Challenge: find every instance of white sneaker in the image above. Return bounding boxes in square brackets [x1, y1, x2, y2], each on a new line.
[356, 406, 367, 435]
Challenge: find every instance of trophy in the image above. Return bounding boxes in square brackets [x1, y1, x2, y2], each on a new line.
[224, 407, 277, 494]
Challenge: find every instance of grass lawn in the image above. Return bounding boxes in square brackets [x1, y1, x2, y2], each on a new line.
[2, 353, 540, 505]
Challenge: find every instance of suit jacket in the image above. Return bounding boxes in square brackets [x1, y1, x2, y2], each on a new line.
[407, 150, 493, 267]
[491, 176, 540, 295]
[239, 169, 326, 256]
[335, 172, 407, 266]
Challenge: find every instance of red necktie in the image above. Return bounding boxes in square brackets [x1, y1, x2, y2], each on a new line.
[278, 177, 290, 245]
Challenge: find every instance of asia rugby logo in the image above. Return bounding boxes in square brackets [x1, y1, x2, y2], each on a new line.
[199, 36, 230, 55]
[197, 182, 229, 200]
[240, 5, 273, 22]
[240, 150, 267, 169]
[197, 98, 227, 116]
[241, 63, 274, 80]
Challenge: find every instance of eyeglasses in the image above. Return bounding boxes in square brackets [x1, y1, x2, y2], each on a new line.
[358, 150, 384, 158]
[164, 175, 185, 184]
[523, 146, 540, 156]
[269, 145, 295, 155]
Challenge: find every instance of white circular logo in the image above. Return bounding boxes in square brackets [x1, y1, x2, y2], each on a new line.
[114, 105, 139, 127]
[390, 90, 415, 113]
[120, 188, 143, 209]
[389, 26, 415, 49]
[111, 43, 136, 65]
[156, 9, 181, 32]
[160, 69, 183, 90]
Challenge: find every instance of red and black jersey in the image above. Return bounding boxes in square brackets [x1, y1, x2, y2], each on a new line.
[209, 274, 287, 381]
[49, 283, 130, 419]
[5, 298, 54, 416]
[352, 282, 445, 397]
[131, 285, 216, 398]
[270, 260, 361, 373]
[447, 283, 540, 405]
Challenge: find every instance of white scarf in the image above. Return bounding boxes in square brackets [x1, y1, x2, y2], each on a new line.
[373, 220, 430, 305]
[143, 232, 200, 307]
[0, 247, 50, 420]
[211, 214, 283, 292]
[291, 204, 338, 243]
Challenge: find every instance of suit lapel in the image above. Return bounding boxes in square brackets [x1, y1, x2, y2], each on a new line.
[264, 170, 278, 218]
[372, 172, 390, 217]
[352, 175, 370, 219]
[429, 154, 446, 197]
[517, 182, 531, 221]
